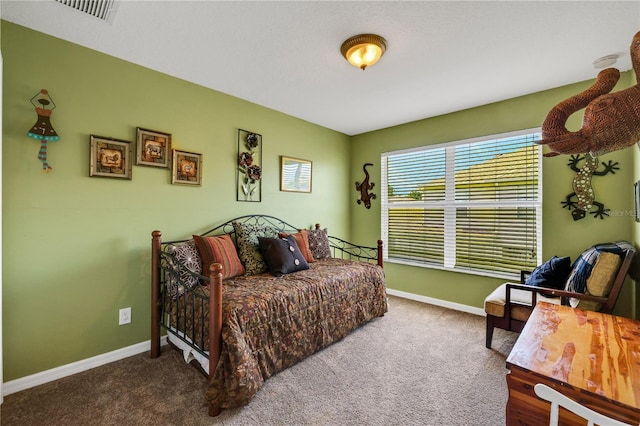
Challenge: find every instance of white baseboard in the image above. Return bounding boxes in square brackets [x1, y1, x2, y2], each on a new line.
[3, 292, 481, 397]
[386, 288, 486, 317]
[2, 336, 168, 397]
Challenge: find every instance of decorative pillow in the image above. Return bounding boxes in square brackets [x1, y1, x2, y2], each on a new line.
[166, 240, 202, 297]
[258, 236, 309, 277]
[307, 227, 331, 259]
[577, 251, 622, 311]
[524, 256, 571, 290]
[278, 229, 315, 263]
[192, 234, 245, 280]
[233, 221, 279, 275]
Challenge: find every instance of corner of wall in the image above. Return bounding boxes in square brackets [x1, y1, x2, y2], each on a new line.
[632, 140, 640, 319]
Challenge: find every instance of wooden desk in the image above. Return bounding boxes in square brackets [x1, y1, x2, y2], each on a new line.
[505, 302, 640, 426]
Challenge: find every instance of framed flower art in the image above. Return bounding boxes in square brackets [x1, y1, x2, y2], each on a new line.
[237, 129, 262, 202]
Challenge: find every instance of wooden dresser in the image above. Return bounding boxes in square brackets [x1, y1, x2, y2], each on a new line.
[505, 301, 640, 425]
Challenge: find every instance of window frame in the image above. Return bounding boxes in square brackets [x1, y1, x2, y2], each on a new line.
[381, 128, 543, 280]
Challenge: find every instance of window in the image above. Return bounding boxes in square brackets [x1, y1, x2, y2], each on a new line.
[381, 129, 542, 279]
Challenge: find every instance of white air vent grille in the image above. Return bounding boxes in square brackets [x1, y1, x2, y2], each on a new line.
[54, 0, 118, 23]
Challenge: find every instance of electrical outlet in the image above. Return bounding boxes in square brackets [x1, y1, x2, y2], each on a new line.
[119, 307, 131, 325]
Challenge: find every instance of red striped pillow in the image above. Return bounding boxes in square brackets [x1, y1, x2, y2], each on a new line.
[193, 234, 245, 280]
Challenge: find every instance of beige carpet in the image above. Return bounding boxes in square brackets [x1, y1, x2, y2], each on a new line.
[1, 296, 517, 425]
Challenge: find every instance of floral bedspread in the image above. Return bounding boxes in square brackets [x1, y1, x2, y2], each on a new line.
[169, 258, 387, 410]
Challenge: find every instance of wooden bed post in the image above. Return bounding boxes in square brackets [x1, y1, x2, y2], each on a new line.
[377, 239, 384, 268]
[150, 230, 162, 358]
[208, 262, 223, 417]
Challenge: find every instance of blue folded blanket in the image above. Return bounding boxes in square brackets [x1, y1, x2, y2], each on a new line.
[564, 241, 634, 294]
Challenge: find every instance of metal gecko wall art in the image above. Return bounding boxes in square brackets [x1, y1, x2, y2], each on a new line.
[355, 163, 376, 209]
[561, 153, 619, 220]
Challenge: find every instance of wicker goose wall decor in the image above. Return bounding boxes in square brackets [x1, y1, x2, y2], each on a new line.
[537, 31, 640, 157]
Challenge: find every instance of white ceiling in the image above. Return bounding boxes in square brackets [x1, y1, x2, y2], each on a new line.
[2, 1, 640, 135]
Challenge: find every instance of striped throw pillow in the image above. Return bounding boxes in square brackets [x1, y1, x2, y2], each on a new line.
[193, 234, 245, 280]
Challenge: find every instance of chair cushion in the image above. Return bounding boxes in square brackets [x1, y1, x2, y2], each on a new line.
[484, 283, 561, 321]
[576, 251, 621, 311]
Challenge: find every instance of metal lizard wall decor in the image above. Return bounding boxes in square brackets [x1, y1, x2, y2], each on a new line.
[355, 163, 376, 209]
[561, 153, 619, 220]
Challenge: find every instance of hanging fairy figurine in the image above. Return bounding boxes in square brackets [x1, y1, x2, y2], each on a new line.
[26, 89, 60, 172]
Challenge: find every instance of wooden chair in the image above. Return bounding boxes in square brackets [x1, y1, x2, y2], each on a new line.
[484, 248, 635, 349]
[534, 383, 633, 426]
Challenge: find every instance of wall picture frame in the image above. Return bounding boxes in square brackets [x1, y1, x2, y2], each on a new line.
[280, 156, 312, 193]
[136, 127, 171, 168]
[635, 180, 640, 222]
[172, 149, 202, 185]
[89, 135, 132, 179]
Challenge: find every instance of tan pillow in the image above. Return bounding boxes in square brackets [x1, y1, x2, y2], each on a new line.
[577, 252, 621, 311]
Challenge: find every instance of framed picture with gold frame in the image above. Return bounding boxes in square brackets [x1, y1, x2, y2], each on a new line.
[172, 149, 202, 185]
[280, 156, 312, 193]
[89, 135, 132, 180]
[136, 127, 171, 168]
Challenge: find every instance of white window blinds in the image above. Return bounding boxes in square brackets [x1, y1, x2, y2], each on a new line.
[381, 130, 542, 279]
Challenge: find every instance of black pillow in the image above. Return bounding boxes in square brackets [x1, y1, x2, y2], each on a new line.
[258, 236, 310, 277]
[524, 256, 572, 290]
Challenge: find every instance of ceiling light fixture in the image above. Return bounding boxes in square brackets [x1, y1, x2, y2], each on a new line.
[593, 54, 618, 69]
[340, 34, 387, 71]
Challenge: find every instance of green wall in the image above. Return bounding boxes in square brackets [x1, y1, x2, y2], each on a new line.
[350, 73, 637, 317]
[1, 22, 352, 381]
[3, 20, 639, 384]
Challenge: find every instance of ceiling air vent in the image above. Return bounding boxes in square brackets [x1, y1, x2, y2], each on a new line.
[54, 0, 118, 24]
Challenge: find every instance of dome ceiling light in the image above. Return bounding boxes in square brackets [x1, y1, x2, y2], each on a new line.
[593, 54, 618, 69]
[340, 34, 387, 71]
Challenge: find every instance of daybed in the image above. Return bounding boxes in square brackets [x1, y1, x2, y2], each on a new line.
[150, 215, 387, 416]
